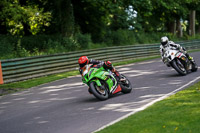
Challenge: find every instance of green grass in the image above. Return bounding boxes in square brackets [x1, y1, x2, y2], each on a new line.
[96, 81, 200, 133]
[188, 48, 200, 53]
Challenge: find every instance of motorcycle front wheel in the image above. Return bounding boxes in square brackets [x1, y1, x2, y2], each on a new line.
[89, 81, 109, 101]
[171, 59, 187, 76]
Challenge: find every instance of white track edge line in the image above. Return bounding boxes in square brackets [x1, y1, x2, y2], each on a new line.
[93, 76, 200, 133]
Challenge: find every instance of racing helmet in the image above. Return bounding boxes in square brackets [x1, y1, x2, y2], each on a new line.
[161, 36, 169, 46]
[78, 56, 89, 68]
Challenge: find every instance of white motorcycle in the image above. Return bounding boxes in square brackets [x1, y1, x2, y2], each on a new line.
[162, 47, 198, 75]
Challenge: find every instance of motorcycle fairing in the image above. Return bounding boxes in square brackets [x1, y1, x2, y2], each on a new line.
[87, 67, 118, 93]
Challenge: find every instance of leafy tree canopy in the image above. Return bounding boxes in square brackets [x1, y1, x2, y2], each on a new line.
[0, 0, 51, 36]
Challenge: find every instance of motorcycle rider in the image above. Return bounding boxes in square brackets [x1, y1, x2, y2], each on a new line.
[160, 36, 194, 65]
[78, 56, 124, 94]
[78, 56, 123, 80]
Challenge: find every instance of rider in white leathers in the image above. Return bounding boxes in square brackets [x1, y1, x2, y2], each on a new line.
[160, 36, 193, 64]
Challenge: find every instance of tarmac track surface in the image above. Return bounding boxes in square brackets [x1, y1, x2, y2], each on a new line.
[0, 52, 200, 133]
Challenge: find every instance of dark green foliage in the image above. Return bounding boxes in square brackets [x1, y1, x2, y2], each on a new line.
[104, 29, 136, 46]
[21, 35, 55, 52]
[1, 32, 200, 59]
[0, 33, 93, 59]
[75, 33, 92, 49]
[0, 35, 16, 59]
[0, 0, 51, 36]
[1, 0, 200, 59]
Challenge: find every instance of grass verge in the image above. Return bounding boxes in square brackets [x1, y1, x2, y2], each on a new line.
[188, 48, 200, 53]
[0, 56, 160, 95]
[96, 81, 200, 133]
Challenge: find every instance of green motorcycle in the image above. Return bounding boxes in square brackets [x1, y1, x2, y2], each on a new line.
[81, 65, 132, 100]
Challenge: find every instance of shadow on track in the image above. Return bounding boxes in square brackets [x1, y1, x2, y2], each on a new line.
[80, 92, 127, 103]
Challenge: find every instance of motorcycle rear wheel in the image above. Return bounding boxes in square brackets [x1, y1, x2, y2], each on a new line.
[120, 74, 132, 93]
[191, 61, 198, 72]
[89, 81, 109, 101]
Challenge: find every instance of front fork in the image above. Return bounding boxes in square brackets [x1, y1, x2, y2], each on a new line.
[176, 56, 191, 71]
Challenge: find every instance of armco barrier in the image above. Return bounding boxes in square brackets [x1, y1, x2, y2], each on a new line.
[0, 40, 200, 84]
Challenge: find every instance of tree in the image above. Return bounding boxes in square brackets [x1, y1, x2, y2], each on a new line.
[189, 10, 195, 36]
[51, 0, 75, 37]
[72, 0, 110, 41]
[72, 0, 133, 42]
[0, 0, 51, 36]
[185, 0, 200, 36]
[151, 0, 187, 34]
[130, 0, 153, 32]
[196, 9, 200, 34]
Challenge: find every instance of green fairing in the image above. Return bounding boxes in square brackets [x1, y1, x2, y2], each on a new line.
[82, 66, 117, 91]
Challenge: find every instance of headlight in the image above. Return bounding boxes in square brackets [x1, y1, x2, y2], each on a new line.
[181, 57, 186, 61]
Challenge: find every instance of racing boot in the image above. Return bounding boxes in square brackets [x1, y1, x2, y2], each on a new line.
[185, 53, 194, 62]
[114, 69, 125, 82]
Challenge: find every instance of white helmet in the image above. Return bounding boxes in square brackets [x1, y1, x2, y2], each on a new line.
[161, 36, 169, 46]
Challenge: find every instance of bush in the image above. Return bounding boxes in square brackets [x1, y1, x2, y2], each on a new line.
[75, 33, 92, 49]
[104, 29, 136, 46]
[43, 39, 64, 54]
[0, 35, 17, 59]
[21, 35, 61, 52]
[1, 31, 200, 60]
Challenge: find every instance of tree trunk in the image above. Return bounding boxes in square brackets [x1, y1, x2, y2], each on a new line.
[63, 0, 74, 37]
[167, 21, 176, 34]
[189, 10, 195, 36]
[111, 0, 118, 30]
[55, 0, 74, 37]
[176, 18, 182, 37]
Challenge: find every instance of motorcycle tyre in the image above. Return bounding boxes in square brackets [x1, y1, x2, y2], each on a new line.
[191, 61, 198, 72]
[120, 74, 132, 94]
[171, 59, 187, 76]
[89, 81, 109, 101]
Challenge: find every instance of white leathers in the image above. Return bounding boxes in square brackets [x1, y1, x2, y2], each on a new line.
[160, 36, 183, 61]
